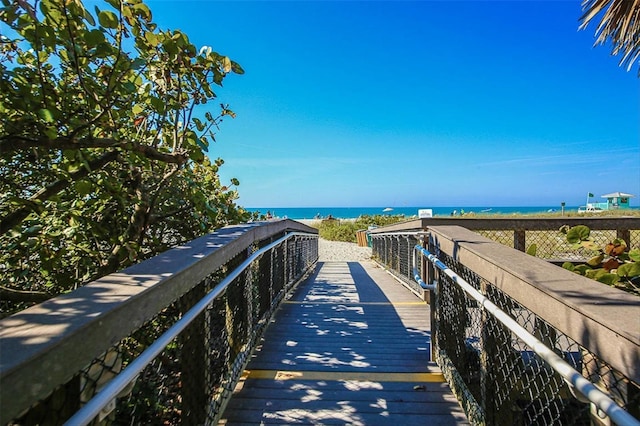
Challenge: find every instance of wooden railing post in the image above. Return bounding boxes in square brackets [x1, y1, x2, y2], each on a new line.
[617, 228, 631, 247]
[514, 229, 526, 252]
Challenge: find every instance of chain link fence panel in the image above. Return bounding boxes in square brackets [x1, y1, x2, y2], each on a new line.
[370, 227, 639, 426]
[432, 247, 639, 425]
[6, 231, 318, 425]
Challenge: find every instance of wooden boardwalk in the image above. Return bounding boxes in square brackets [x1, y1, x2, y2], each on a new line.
[219, 260, 468, 425]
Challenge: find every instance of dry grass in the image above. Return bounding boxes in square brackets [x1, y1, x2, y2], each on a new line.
[452, 209, 640, 219]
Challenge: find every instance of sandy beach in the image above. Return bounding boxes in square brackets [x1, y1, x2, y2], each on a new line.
[318, 237, 372, 262]
[293, 219, 371, 261]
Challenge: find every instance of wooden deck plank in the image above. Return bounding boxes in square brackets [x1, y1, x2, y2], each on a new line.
[218, 261, 468, 425]
[225, 379, 456, 401]
[220, 411, 468, 426]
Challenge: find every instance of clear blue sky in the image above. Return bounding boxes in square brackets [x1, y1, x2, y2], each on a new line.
[147, 0, 639, 208]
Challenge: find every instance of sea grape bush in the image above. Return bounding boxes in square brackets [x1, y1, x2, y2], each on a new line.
[560, 225, 640, 296]
[317, 214, 406, 242]
[0, 0, 249, 315]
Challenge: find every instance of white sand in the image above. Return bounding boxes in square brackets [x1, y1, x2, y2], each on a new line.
[318, 237, 372, 262]
[296, 218, 356, 227]
[290, 219, 370, 261]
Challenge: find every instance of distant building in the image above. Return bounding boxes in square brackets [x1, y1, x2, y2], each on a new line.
[579, 191, 635, 213]
[601, 192, 634, 210]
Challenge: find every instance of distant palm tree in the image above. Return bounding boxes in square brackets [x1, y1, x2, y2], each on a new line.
[579, 0, 640, 75]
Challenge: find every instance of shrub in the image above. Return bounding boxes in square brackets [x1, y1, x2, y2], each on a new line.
[560, 225, 640, 296]
[315, 214, 407, 242]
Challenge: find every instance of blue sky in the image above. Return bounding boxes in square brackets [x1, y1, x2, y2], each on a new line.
[147, 0, 639, 208]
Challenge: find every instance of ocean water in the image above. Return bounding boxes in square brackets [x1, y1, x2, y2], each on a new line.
[245, 206, 580, 220]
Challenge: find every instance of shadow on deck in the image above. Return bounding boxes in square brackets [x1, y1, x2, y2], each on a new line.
[218, 260, 469, 425]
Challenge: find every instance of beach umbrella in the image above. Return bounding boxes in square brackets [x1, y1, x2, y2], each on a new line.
[383, 207, 393, 212]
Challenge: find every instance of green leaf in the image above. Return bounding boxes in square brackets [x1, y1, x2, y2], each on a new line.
[83, 8, 96, 26]
[38, 108, 54, 123]
[566, 225, 590, 244]
[145, 32, 159, 47]
[133, 3, 152, 21]
[189, 148, 204, 163]
[617, 262, 640, 278]
[197, 136, 208, 152]
[132, 104, 144, 115]
[184, 130, 198, 147]
[574, 265, 591, 275]
[628, 249, 640, 262]
[581, 240, 599, 251]
[123, 82, 136, 93]
[85, 29, 105, 46]
[98, 10, 119, 29]
[526, 244, 537, 256]
[130, 58, 146, 70]
[75, 181, 92, 196]
[44, 125, 58, 139]
[24, 225, 43, 236]
[591, 270, 620, 285]
[587, 254, 604, 266]
[231, 60, 245, 74]
[150, 96, 165, 113]
[193, 117, 205, 131]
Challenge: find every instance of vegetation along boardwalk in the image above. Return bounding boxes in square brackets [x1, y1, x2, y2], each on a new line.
[218, 260, 469, 425]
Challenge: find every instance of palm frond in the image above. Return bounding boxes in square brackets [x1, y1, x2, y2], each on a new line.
[580, 0, 640, 75]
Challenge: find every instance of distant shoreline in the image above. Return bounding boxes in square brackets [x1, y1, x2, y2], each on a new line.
[247, 206, 640, 220]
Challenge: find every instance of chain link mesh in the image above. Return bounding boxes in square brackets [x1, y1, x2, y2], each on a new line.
[476, 228, 638, 260]
[371, 233, 422, 295]
[7, 233, 318, 425]
[371, 231, 639, 425]
[631, 230, 640, 249]
[431, 246, 639, 426]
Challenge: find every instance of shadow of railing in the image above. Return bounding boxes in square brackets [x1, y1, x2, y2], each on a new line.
[221, 260, 446, 424]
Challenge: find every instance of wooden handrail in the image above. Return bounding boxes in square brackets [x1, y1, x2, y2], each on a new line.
[0, 220, 317, 424]
[427, 225, 640, 384]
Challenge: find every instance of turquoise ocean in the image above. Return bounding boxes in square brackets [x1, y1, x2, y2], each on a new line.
[245, 206, 589, 220]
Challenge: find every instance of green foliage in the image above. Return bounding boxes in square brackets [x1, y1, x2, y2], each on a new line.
[565, 225, 590, 244]
[0, 0, 249, 315]
[316, 215, 407, 242]
[560, 225, 640, 296]
[353, 214, 408, 228]
[318, 220, 360, 243]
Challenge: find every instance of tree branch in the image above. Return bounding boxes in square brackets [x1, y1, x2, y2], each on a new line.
[0, 285, 51, 303]
[99, 168, 150, 275]
[0, 150, 119, 235]
[0, 136, 189, 164]
[149, 203, 193, 224]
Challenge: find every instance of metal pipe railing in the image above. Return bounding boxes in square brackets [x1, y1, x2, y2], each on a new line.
[412, 245, 436, 291]
[65, 232, 317, 426]
[414, 243, 640, 426]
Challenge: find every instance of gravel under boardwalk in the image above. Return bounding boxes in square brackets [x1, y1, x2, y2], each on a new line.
[218, 260, 468, 425]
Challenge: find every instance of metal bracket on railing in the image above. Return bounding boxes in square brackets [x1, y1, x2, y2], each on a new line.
[412, 266, 437, 291]
[411, 243, 437, 291]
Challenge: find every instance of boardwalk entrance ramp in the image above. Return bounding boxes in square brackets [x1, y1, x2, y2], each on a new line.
[219, 260, 468, 425]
